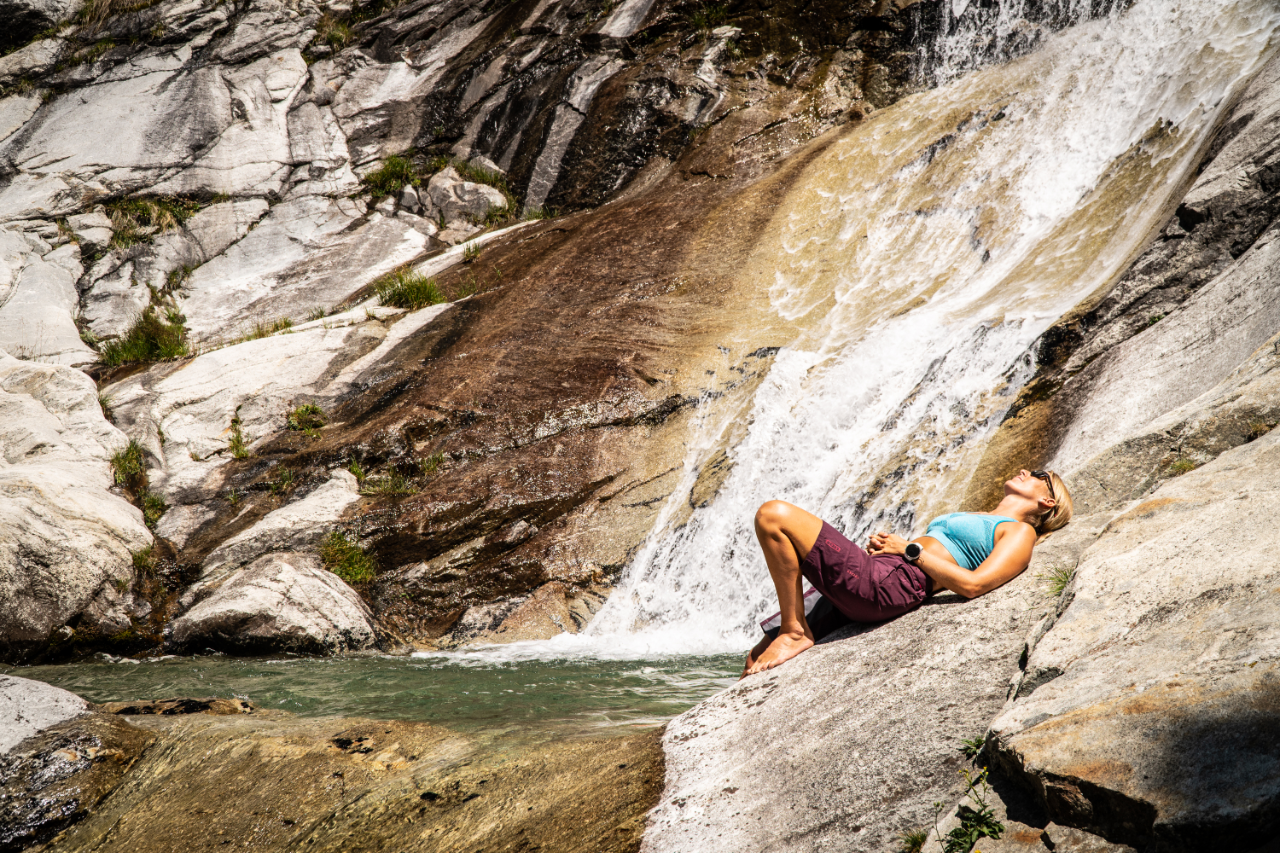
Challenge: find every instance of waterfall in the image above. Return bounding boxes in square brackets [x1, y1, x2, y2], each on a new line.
[575, 0, 1280, 655]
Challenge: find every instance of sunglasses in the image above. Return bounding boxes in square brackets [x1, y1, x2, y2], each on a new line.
[1031, 470, 1056, 501]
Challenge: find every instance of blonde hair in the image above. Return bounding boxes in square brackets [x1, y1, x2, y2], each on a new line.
[1036, 471, 1072, 535]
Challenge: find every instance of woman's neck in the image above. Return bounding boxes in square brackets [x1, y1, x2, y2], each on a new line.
[990, 495, 1040, 526]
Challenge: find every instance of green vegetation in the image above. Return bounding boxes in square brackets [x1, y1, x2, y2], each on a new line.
[523, 206, 557, 221]
[165, 264, 194, 291]
[99, 307, 189, 366]
[959, 735, 986, 760]
[894, 828, 928, 853]
[1247, 419, 1276, 442]
[462, 242, 481, 263]
[104, 196, 201, 249]
[224, 487, 242, 506]
[97, 392, 114, 423]
[316, 12, 354, 49]
[238, 316, 294, 342]
[347, 459, 366, 482]
[688, 3, 728, 32]
[141, 490, 166, 528]
[418, 451, 445, 477]
[269, 465, 294, 495]
[359, 467, 416, 496]
[1039, 565, 1074, 598]
[110, 439, 146, 490]
[374, 268, 446, 310]
[228, 410, 249, 459]
[76, 0, 162, 27]
[934, 768, 1003, 853]
[132, 544, 155, 573]
[287, 403, 327, 432]
[319, 531, 378, 584]
[364, 155, 420, 197]
[1146, 313, 1166, 326]
[1167, 458, 1197, 476]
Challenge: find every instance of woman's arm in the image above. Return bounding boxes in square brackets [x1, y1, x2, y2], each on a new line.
[868, 523, 1038, 599]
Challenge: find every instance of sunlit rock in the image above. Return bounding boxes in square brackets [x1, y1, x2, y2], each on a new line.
[0, 674, 86, 754]
[167, 551, 376, 654]
[0, 353, 151, 661]
[0, 232, 92, 365]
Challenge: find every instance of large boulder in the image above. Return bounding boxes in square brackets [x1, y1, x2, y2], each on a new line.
[989, 430, 1280, 851]
[0, 354, 152, 661]
[0, 675, 154, 852]
[425, 166, 507, 225]
[0, 226, 95, 366]
[167, 551, 377, 654]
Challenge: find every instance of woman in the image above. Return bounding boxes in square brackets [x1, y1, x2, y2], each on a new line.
[743, 469, 1071, 677]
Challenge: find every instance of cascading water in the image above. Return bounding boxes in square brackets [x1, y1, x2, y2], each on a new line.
[572, 0, 1280, 656]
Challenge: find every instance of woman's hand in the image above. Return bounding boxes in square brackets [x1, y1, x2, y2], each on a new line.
[867, 531, 910, 556]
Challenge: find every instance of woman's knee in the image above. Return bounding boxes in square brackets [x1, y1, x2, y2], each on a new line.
[755, 500, 795, 531]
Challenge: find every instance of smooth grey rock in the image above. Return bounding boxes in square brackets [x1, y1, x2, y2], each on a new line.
[102, 316, 389, 502]
[198, 469, 362, 581]
[399, 184, 421, 212]
[0, 354, 151, 658]
[425, 165, 507, 223]
[0, 93, 41, 147]
[66, 208, 114, 256]
[285, 101, 358, 197]
[0, 674, 87, 755]
[175, 196, 424, 344]
[991, 429, 1280, 849]
[0, 233, 93, 365]
[0, 38, 67, 86]
[167, 551, 377, 654]
[466, 154, 503, 176]
[374, 194, 397, 216]
[644, 567, 1051, 853]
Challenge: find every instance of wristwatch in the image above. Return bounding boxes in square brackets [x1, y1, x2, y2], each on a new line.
[904, 542, 923, 563]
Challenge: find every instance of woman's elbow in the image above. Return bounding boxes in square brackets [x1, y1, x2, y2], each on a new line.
[957, 581, 985, 599]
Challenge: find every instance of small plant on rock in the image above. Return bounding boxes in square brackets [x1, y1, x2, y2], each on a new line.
[934, 767, 1003, 853]
[104, 196, 201, 249]
[316, 12, 353, 50]
[418, 451, 445, 477]
[347, 459, 366, 482]
[111, 439, 146, 490]
[1167, 458, 1197, 476]
[359, 467, 416, 496]
[1038, 565, 1074, 598]
[374, 268, 445, 310]
[132, 544, 156, 574]
[100, 307, 189, 366]
[228, 410, 249, 459]
[894, 828, 929, 853]
[1247, 420, 1277, 442]
[269, 465, 294, 495]
[97, 392, 114, 423]
[363, 155, 420, 197]
[319, 531, 378, 584]
[140, 490, 166, 528]
[462, 242, 481, 263]
[287, 403, 327, 432]
[959, 735, 986, 760]
[225, 487, 242, 506]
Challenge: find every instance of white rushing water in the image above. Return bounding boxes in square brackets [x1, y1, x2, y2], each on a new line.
[449, 0, 1280, 663]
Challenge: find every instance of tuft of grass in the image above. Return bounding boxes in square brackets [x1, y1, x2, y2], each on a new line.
[959, 735, 986, 760]
[100, 307, 189, 366]
[1039, 566, 1074, 598]
[688, 3, 727, 32]
[347, 459, 366, 482]
[359, 467, 416, 496]
[319, 531, 378, 584]
[1246, 420, 1276, 442]
[461, 242, 481, 263]
[418, 451, 445, 477]
[111, 439, 146, 490]
[1146, 313, 1166, 327]
[228, 410, 249, 459]
[895, 828, 928, 853]
[165, 264, 194, 292]
[306, 306, 327, 322]
[141, 490, 166, 528]
[98, 393, 114, 423]
[225, 487, 242, 506]
[523, 206, 557, 221]
[104, 196, 201, 249]
[375, 268, 445, 310]
[363, 155, 420, 197]
[287, 403, 327, 432]
[317, 12, 353, 49]
[1167, 458, 1197, 476]
[132, 544, 156, 573]
[238, 316, 293, 342]
[269, 465, 294, 495]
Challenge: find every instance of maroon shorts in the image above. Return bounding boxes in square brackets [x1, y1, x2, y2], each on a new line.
[800, 521, 930, 623]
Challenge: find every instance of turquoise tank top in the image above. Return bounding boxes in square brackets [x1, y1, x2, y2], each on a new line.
[924, 513, 1021, 570]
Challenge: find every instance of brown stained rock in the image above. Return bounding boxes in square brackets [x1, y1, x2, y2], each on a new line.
[96, 697, 254, 716]
[0, 712, 154, 852]
[41, 713, 663, 853]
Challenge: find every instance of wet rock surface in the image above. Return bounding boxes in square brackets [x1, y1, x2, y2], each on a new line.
[38, 712, 663, 853]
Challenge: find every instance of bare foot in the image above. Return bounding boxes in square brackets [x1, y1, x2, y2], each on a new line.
[740, 636, 772, 679]
[743, 631, 814, 676]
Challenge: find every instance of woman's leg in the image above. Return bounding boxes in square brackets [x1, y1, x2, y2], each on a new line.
[743, 500, 825, 676]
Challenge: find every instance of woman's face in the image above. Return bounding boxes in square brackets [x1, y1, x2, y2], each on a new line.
[1007, 469, 1054, 503]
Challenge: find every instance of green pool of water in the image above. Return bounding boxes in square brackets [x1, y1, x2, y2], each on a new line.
[5, 652, 742, 740]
